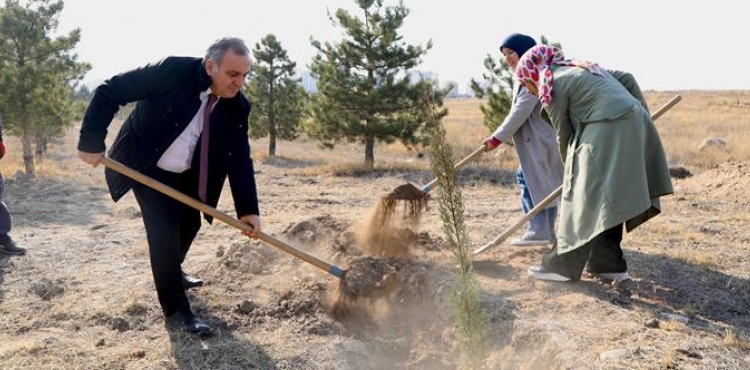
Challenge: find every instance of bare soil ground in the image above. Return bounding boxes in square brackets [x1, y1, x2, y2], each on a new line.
[1, 99, 750, 369]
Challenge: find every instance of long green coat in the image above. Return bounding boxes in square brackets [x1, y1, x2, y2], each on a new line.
[545, 66, 673, 254]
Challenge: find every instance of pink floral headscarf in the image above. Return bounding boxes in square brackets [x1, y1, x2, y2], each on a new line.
[515, 45, 604, 106]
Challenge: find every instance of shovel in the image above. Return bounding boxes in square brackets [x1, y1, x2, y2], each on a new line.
[100, 157, 346, 279]
[473, 94, 683, 255]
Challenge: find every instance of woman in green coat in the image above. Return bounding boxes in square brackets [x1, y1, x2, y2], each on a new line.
[515, 45, 673, 282]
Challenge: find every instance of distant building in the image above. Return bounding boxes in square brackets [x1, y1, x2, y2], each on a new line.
[298, 69, 318, 93]
[444, 81, 460, 98]
[408, 70, 439, 85]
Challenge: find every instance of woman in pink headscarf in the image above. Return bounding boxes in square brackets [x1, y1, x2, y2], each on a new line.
[515, 45, 673, 282]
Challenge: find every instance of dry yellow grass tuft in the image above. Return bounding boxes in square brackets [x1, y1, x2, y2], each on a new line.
[662, 318, 686, 332]
[724, 329, 750, 350]
[649, 90, 750, 168]
[672, 250, 718, 269]
[661, 351, 675, 369]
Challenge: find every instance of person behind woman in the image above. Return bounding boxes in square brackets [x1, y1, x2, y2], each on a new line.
[514, 45, 673, 282]
[483, 33, 564, 246]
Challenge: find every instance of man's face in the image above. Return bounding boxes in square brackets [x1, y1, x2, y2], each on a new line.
[206, 50, 251, 98]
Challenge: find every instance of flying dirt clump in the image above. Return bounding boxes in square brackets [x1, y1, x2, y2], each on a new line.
[357, 183, 429, 256]
[383, 183, 430, 211]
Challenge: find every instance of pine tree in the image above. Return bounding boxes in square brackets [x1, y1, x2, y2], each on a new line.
[0, 0, 89, 174]
[245, 34, 306, 157]
[469, 54, 513, 132]
[307, 0, 444, 168]
[425, 91, 487, 369]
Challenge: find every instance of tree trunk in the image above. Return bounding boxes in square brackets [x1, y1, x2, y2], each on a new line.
[268, 78, 277, 157]
[35, 131, 46, 164]
[22, 127, 35, 176]
[364, 134, 375, 169]
[268, 125, 277, 157]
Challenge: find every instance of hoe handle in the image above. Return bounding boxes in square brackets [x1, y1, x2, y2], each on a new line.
[100, 157, 346, 279]
[651, 95, 682, 121]
[472, 186, 562, 255]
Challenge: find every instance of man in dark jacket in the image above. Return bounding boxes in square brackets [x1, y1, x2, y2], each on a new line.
[0, 111, 27, 256]
[77, 37, 260, 337]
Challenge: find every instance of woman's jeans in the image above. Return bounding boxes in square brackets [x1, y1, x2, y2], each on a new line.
[517, 168, 556, 241]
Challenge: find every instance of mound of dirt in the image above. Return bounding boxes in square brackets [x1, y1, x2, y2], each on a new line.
[676, 161, 750, 205]
[217, 241, 275, 274]
[339, 256, 399, 299]
[282, 214, 355, 254]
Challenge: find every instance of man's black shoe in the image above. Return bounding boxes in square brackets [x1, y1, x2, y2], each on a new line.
[181, 272, 203, 289]
[0, 237, 26, 256]
[165, 312, 213, 338]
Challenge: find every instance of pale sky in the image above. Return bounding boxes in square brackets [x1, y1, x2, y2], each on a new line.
[56, 0, 747, 92]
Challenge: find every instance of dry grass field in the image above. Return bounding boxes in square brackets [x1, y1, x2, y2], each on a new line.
[1, 91, 749, 369]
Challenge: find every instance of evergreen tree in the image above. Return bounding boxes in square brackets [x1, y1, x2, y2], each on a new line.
[31, 62, 87, 161]
[245, 34, 306, 157]
[307, 0, 445, 168]
[470, 54, 513, 133]
[425, 92, 487, 368]
[0, 0, 89, 174]
[470, 35, 559, 132]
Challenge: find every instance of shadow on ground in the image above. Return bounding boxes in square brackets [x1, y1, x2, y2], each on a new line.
[606, 250, 750, 334]
[476, 248, 750, 338]
[167, 299, 279, 370]
[5, 176, 111, 227]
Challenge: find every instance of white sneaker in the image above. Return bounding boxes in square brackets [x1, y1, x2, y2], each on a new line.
[511, 239, 552, 246]
[511, 233, 553, 246]
[527, 265, 571, 282]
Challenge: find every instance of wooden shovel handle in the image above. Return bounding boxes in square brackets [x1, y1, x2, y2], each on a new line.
[473, 94, 681, 255]
[100, 157, 346, 279]
[651, 95, 682, 121]
[472, 186, 562, 255]
[421, 144, 486, 193]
